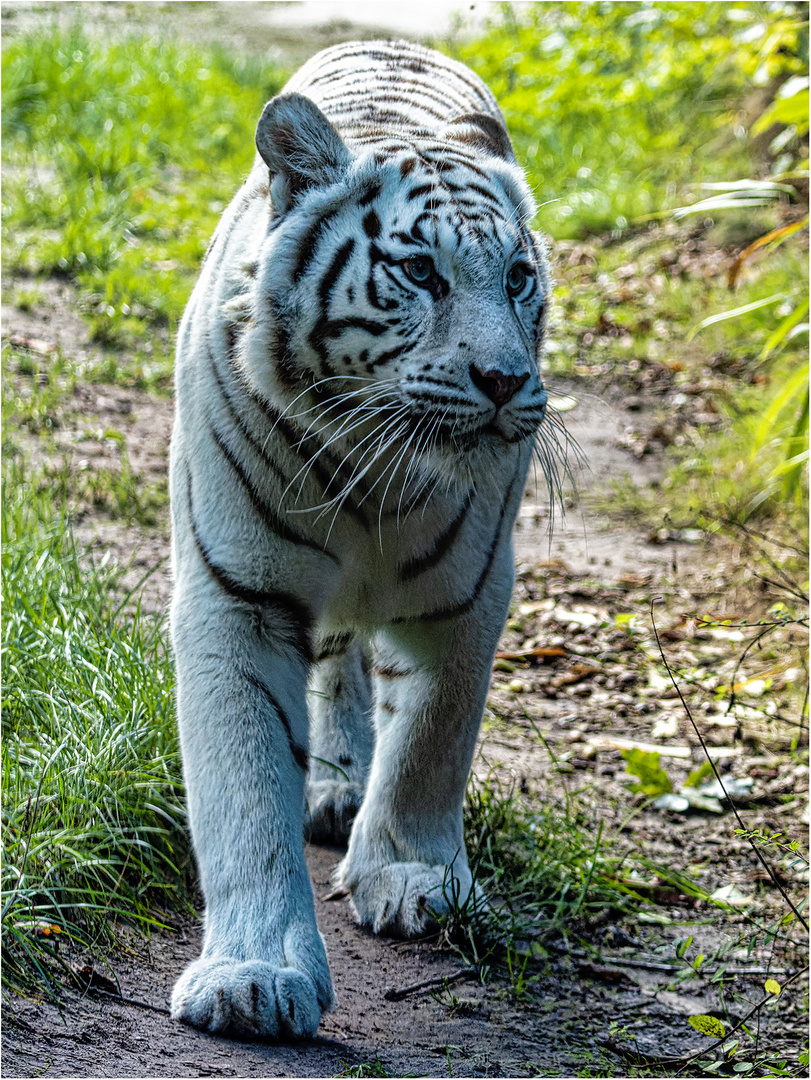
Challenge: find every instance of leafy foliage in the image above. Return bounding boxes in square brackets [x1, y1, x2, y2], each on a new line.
[689, 1014, 727, 1039]
[621, 748, 673, 797]
[450, 2, 765, 238]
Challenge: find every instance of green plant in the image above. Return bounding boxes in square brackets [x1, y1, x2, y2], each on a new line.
[621, 748, 673, 797]
[450, 2, 768, 239]
[333, 1062, 391, 1078]
[1, 465, 188, 996]
[1, 27, 286, 371]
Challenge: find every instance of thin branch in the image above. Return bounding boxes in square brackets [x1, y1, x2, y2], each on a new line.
[650, 598, 808, 934]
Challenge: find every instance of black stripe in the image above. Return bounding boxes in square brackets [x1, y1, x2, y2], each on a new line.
[363, 210, 381, 239]
[322, 316, 390, 339]
[398, 492, 473, 581]
[210, 425, 339, 563]
[358, 183, 382, 207]
[235, 376, 372, 529]
[186, 475, 315, 663]
[244, 668, 309, 772]
[466, 182, 505, 208]
[392, 469, 520, 624]
[407, 183, 439, 202]
[293, 207, 340, 282]
[368, 340, 418, 368]
[314, 631, 354, 662]
[209, 347, 289, 490]
[373, 664, 413, 679]
[390, 231, 421, 246]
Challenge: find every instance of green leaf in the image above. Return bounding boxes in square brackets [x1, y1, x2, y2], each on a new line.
[676, 934, 694, 959]
[621, 748, 673, 796]
[760, 298, 810, 360]
[764, 978, 781, 995]
[686, 294, 785, 341]
[753, 89, 810, 136]
[689, 1015, 726, 1039]
[684, 762, 714, 788]
[733, 1063, 754, 1073]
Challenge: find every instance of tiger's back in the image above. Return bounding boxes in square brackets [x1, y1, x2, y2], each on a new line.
[169, 40, 552, 1041]
[284, 40, 503, 140]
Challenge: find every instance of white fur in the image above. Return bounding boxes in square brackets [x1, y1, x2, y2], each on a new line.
[168, 40, 550, 1040]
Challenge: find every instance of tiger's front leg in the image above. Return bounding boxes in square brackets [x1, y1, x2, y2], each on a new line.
[169, 575, 333, 1039]
[337, 562, 513, 937]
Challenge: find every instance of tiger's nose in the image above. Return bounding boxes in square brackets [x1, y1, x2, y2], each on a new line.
[469, 365, 529, 407]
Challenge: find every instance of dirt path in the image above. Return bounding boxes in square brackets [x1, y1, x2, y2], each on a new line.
[4, 249, 804, 1080]
[1, 842, 721, 1079]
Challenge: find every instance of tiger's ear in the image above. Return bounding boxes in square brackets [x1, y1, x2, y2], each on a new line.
[441, 112, 516, 163]
[255, 93, 351, 212]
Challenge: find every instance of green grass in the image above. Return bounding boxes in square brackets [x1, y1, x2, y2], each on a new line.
[1, 466, 188, 996]
[463, 765, 628, 946]
[449, 2, 779, 240]
[2, 25, 287, 379]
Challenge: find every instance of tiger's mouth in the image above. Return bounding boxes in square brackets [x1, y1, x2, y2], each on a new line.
[448, 418, 532, 453]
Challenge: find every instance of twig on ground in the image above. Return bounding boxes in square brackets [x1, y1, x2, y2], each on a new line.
[384, 967, 475, 1001]
[66, 984, 171, 1016]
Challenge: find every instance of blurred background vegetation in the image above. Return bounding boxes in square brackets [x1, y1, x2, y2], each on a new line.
[1, 0, 808, 1003]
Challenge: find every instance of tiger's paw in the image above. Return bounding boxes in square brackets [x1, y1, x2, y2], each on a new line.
[171, 958, 332, 1040]
[342, 861, 483, 938]
[305, 779, 364, 845]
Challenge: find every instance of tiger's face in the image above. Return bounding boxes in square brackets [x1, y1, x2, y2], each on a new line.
[247, 94, 549, 472]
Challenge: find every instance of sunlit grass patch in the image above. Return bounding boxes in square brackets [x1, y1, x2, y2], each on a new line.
[449, 2, 766, 241]
[1, 25, 287, 367]
[1, 468, 188, 997]
[465, 768, 628, 936]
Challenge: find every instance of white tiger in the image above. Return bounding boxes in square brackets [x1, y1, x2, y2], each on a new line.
[168, 39, 552, 1040]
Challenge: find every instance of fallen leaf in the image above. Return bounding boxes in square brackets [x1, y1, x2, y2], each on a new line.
[495, 646, 567, 661]
[710, 884, 754, 907]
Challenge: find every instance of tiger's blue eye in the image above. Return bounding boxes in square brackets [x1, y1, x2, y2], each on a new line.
[403, 256, 435, 285]
[506, 263, 530, 296]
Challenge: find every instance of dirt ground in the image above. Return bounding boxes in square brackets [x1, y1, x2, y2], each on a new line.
[2, 4, 808, 1078]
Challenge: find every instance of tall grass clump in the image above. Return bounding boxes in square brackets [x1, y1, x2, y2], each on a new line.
[1, 26, 286, 359]
[1, 467, 187, 996]
[461, 765, 630, 957]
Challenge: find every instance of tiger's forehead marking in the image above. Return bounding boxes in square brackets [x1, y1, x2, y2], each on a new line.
[352, 143, 527, 254]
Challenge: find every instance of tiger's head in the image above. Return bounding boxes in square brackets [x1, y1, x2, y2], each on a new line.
[243, 92, 550, 479]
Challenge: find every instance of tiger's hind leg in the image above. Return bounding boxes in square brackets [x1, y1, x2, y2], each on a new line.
[305, 637, 374, 845]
